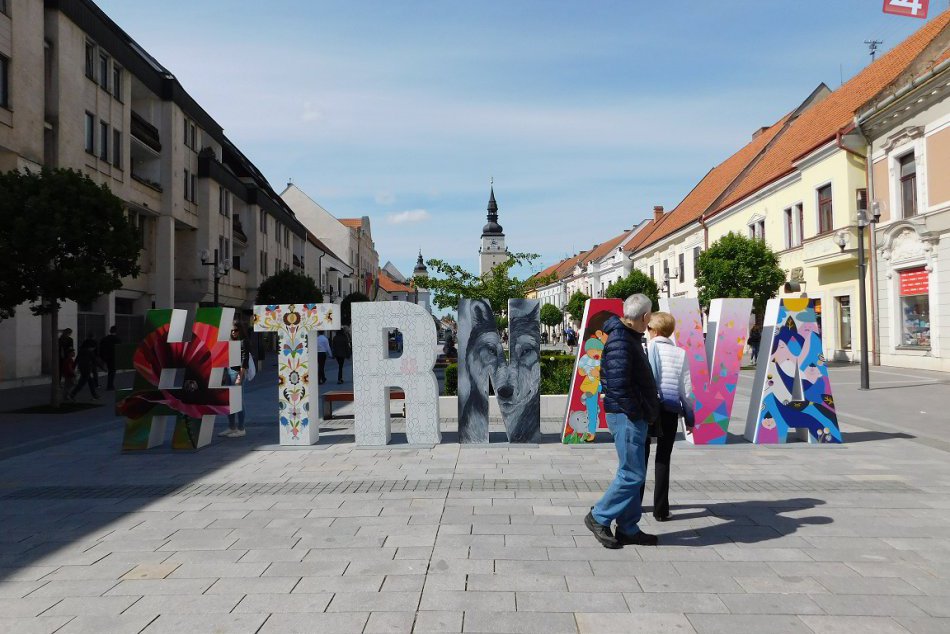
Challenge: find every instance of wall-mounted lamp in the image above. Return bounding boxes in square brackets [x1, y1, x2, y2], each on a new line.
[834, 232, 849, 251]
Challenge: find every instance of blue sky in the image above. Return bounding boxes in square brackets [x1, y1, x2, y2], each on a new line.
[97, 0, 938, 280]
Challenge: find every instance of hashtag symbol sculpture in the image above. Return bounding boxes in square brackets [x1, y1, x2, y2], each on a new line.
[116, 307, 241, 451]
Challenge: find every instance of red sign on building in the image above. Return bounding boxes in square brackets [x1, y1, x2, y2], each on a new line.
[899, 267, 929, 296]
[883, 0, 929, 19]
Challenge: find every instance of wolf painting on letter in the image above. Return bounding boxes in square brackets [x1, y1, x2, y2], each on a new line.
[458, 299, 541, 443]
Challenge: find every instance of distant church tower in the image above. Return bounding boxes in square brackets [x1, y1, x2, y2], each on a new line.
[478, 183, 507, 276]
[413, 250, 428, 277]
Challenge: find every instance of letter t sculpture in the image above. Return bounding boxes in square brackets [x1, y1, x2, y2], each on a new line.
[253, 303, 340, 445]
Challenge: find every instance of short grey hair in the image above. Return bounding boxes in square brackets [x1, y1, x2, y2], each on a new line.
[623, 294, 652, 321]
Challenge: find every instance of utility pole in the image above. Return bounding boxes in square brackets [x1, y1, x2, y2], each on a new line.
[864, 39, 883, 63]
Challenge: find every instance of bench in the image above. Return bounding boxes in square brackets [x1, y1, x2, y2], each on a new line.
[323, 389, 406, 420]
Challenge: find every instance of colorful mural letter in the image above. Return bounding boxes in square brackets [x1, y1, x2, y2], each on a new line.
[661, 297, 752, 445]
[745, 298, 841, 444]
[561, 299, 622, 444]
[116, 307, 240, 451]
[351, 301, 440, 446]
[458, 299, 541, 444]
[253, 303, 340, 445]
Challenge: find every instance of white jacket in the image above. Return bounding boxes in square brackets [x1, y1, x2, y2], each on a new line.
[647, 336, 694, 418]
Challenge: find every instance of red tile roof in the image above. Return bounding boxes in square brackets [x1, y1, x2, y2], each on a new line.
[583, 230, 634, 264]
[632, 112, 794, 252]
[378, 271, 412, 293]
[713, 10, 950, 215]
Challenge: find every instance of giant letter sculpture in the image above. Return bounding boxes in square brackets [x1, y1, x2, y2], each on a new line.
[745, 298, 841, 444]
[458, 299, 541, 444]
[350, 301, 440, 446]
[561, 299, 623, 443]
[253, 303, 339, 445]
[117, 307, 240, 451]
[661, 297, 752, 445]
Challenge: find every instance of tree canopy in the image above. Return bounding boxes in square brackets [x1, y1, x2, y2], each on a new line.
[0, 168, 141, 319]
[605, 269, 660, 310]
[564, 291, 590, 322]
[255, 269, 323, 306]
[412, 252, 554, 313]
[340, 291, 370, 326]
[540, 303, 563, 328]
[696, 232, 786, 318]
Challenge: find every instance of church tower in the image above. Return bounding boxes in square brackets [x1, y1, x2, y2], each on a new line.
[478, 183, 507, 276]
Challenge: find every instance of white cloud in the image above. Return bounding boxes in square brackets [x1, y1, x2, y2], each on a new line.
[387, 209, 431, 224]
[300, 101, 323, 123]
[375, 191, 396, 205]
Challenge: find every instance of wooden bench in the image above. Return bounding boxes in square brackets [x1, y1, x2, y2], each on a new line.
[323, 389, 406, 420]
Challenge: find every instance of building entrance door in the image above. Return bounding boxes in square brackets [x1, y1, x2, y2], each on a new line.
[836, 296, 852, 351]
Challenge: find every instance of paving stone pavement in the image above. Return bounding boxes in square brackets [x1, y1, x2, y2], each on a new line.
[0, 365, 948, 633]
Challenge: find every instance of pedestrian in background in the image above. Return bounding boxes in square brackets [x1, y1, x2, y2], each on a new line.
[585, 294, 660, 549]
[316, 331, 331, 384]
[644, 311, 694, 521]
[748, 325, 762, 365]
[61, 348, 76, 400]
[99, 326, 120, 390]
[220, 321, 249, 438]
[58, 328, 74, 384]
[70, 337, 100, 401]
[331, 326, 351, 384]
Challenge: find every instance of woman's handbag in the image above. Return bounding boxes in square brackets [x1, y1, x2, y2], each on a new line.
[245, 354, 257, 382]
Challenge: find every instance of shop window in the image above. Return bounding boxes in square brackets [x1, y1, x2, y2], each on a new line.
[898, 267, 930, 348]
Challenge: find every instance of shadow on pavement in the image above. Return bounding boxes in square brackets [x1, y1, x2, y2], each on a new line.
[657, 497, 831, 547]
[842, 430, 916, 443]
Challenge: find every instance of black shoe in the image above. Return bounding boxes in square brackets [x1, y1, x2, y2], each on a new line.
[584, 511, 621, 549]
[616, 529, 659, 546]
[653, 513, 671, 522]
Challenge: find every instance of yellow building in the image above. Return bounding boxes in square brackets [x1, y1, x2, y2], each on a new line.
[702, 16, 948, 362]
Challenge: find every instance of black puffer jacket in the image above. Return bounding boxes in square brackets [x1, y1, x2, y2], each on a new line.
[600, 315, 659, 424]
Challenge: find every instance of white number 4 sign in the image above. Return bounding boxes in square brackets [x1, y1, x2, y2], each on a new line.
[883, 0, 929, 19]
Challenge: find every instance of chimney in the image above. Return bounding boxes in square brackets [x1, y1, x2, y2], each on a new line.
[653, 206, 664, 222]
[752, 126, 769, 139]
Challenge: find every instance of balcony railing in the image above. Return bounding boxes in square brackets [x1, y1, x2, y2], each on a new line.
[131, 111, 161, 153]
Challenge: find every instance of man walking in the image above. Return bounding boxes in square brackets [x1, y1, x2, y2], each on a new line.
[316, 331, 331, 385]
[70, 337, 100, 401]
[585, 294, 660, 548]
[99, 326, 120, 390]
[331, 326, 351, 384]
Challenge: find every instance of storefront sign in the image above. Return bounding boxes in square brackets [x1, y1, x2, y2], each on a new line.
[899, 267, 929, 296]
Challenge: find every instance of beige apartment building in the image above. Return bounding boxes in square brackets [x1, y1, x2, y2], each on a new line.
[0, 0, 318, 381]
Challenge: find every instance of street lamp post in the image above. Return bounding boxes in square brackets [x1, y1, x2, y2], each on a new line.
[856, 207, 875, 391]
[200, 248, 231, 307]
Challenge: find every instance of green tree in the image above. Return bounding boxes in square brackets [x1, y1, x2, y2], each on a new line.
[696, 231, 786, 319]
[605, 269, 660, 310]
[564, 291, 590, 322]
[413, 252, 554, 313]
[540, 303, 563, 329]
[340, 291, 370, 326]
[254, 269, 322, 306]
[0, 168, 141, 406]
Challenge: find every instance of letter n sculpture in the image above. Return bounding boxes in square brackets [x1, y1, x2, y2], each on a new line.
[116, 307, 241, 451]
[253, 303, 340, 445]
[745, 298, 841, 444]
[661, 297, 752, 444]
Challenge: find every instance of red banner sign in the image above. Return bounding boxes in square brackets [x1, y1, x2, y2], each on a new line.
[899, 267, 929, 296]
[883, 0, 929, 18]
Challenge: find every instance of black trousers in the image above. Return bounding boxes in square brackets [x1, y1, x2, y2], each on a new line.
[318, 352, 327, 383]
[106, 362, 116, 390]
[336, 357, 346, 382]
[71, 369, 99, 398]
[640, 410, 680, 518]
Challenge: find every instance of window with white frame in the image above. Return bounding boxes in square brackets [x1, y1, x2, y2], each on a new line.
[692, 246, 701, 279]
[899, 153, 917, 218]
[748, 217, 765, 241]
[84, 41, 96, 80]
[817, 184, 833, 234]
[784, 203, 803, 248]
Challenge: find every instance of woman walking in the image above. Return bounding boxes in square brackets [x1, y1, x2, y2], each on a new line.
[220, 321, 249, 438]
[331, 326, 351, 384]
[644, 311, 694, 522]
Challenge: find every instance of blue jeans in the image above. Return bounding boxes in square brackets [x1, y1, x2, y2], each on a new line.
[592, 412, 648, 535]
[227, 369, 246, 431]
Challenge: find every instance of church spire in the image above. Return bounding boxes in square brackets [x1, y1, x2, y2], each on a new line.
[482, 179, 504, 237]
[413, 250, 428, 277]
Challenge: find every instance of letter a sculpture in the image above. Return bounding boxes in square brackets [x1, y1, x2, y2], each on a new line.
[116, 307, 241, 451]
[745, 298, 841, 444]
